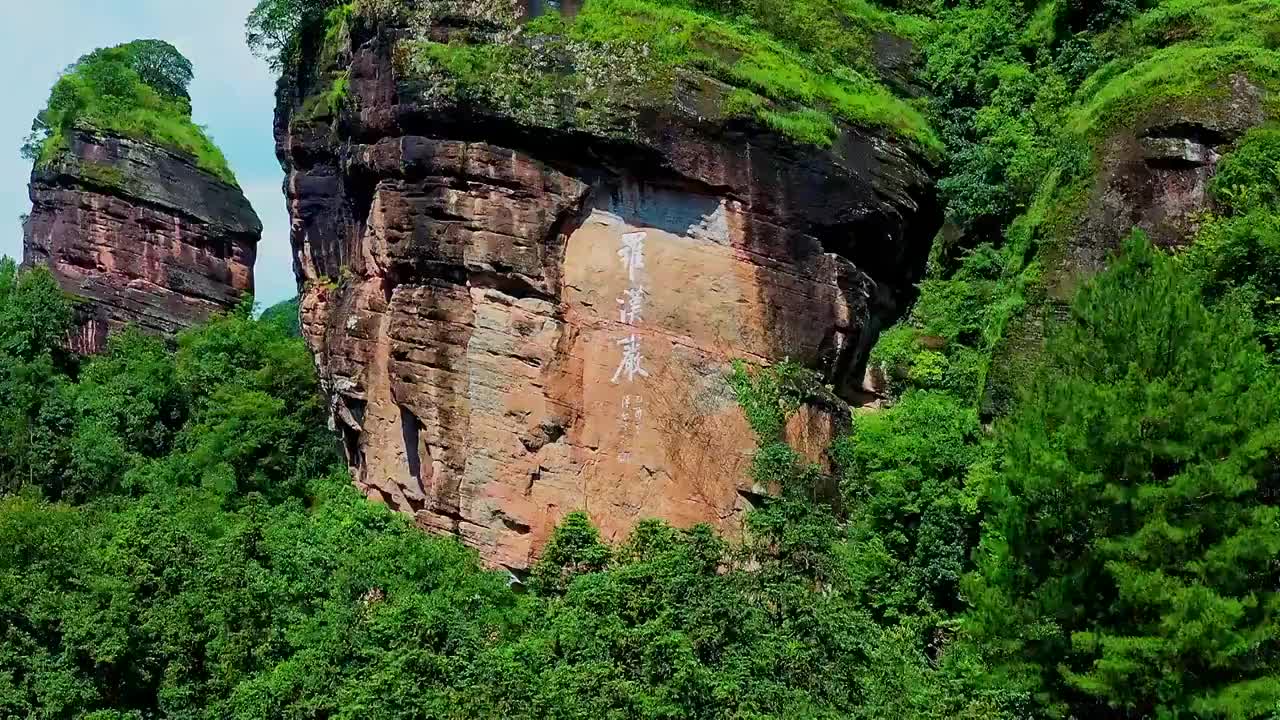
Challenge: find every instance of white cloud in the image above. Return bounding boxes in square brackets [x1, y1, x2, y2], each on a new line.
[0, 0, 297, 306]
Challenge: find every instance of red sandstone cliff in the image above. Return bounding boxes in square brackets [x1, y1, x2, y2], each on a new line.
[24, 130, 261, 353]
[276, 7, 942, 570]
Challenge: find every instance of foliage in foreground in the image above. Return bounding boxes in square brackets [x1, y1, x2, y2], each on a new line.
[971, 235, 1280, 718]
[8, 231, 1280, 717]
[0, 263, 995, 719]
[22, 40, 237, 185]
[0, 268, 331, 507]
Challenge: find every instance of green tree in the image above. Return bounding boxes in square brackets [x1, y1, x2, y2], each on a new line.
[969, 234, 1280, 718]
[1185, 126, 1280, 352]
[528, 510, 613, 595]
[122, 39, 194, 101]
[0, 262, 77, 497]
[835, 390, 989, 623]
[246, 0, 343, 70]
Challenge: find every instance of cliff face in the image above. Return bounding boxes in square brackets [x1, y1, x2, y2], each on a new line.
[277, 12, 941, 569]
[24, 131, 261, 353]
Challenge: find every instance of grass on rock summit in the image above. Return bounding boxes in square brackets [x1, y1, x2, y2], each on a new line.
[23, 40, 238, 186]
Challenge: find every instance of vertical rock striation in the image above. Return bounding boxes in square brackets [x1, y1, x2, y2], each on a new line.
[277, 9, 941, 570]
[24, 130, 261, 353]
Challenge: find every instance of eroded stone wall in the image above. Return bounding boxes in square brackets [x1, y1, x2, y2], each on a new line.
[281, 17, 940, 569]
[24, 131, 261, 352]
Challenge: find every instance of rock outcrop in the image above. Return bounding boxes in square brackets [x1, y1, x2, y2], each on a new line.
[1057, 73, 1268, 297]
[277, 10, 941, 570]
[982, 73, 1271, 417]
[24, 130, 261, 353]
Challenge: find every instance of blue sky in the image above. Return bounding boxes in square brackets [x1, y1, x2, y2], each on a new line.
[0, 0, 296, 308]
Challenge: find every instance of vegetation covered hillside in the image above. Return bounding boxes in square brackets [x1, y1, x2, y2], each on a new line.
[873, 0, 1280, 412]
[0, 264, 1002, 718]
[261, 296, 302, 337]
[3, 237, 1277, 718]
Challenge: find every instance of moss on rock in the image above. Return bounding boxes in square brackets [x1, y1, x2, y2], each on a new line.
[24, 40, 237, 186]
[372, 0, 939, 152]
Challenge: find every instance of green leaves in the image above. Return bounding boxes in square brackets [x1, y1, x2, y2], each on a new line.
[1211, 126, 1280, 215]
[970, 234, 1280, 717]
[122, 39, 195, 101]
[24, 40, 235, 184]
[0, 265, 338, 505]
[835, 391, 988, 622]
[246, 0, 345, 70]
[530, 512, 613, 596]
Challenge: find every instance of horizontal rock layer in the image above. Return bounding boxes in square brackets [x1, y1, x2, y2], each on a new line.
[279, 16, 941, 570]
[24, 131, 261, 352]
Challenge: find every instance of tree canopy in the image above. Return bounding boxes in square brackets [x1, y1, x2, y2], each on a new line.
[970, 235, 1280, 717]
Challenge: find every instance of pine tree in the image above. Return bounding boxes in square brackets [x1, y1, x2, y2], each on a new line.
[968, 234, 1280, 718]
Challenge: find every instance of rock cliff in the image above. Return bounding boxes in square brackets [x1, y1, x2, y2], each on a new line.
[24, 130, 261, 353]
[277, 5, 941, 569]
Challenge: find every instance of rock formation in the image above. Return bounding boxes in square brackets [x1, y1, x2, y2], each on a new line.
[1057, 73, 1269, 297]
[24, 130, 261, 353]
[277, 7, 941, 570]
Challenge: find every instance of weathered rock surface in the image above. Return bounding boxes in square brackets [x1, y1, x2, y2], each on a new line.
[24, 131, 261, 352]
[1056, 73, 1268, 297]
[278, 15, 941, 570]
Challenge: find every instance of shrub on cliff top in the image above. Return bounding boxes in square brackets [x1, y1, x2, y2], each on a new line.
[22, 40, 237, 185]
[249, 0, 939, 152]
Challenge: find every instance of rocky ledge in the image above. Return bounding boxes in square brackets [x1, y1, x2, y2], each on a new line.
[277, 5, 942, 570]
[24, 130, 261, 353]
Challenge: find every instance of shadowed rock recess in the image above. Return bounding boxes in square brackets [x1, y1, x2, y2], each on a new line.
[24, 131, 261, 353]
[277, 3, 942, 570]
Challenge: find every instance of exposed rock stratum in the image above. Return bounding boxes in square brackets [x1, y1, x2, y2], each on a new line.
[277, 9, 942, 570]
[24, 130, 261, 353]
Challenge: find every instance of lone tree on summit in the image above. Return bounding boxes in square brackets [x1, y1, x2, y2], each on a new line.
[122, 39, 194, 101]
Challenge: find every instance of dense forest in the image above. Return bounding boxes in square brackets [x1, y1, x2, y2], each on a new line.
[4, 0, 1280, 717]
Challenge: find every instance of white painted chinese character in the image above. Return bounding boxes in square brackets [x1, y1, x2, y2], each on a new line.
[618, 231, 646, 283]
[617, 286, 647, 325]
[622, 395, 645, 422]
[611, 334, 650, 384]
